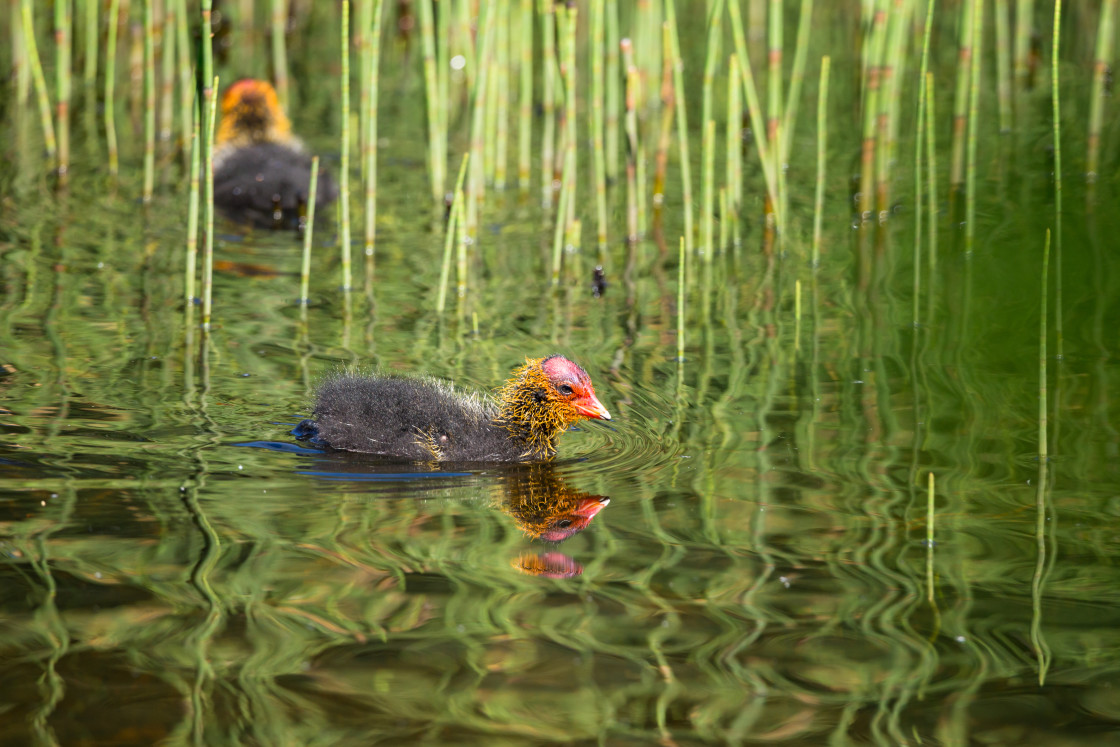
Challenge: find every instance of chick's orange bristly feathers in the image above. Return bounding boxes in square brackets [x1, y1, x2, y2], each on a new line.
[215, 79, 293, 150]
[494, 355, 611, 458]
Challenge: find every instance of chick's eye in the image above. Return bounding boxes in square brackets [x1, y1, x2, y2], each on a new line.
[557, 519, 572, 528]
[558, 384, 573, 396]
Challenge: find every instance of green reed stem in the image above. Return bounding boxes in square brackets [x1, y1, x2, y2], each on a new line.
[436, 204, 458, 313]
[186, 98, 200, 305]
[487, 55, 502, 188]
[159, 3, 176, 163]
[1033, 233, 1052, 688]
[1088, 0, 1116, 185]
[623, 52, 639, 243]
[517, 0, 533, 193]
[812, 55, 829, 269]
[455, 187, 468, 301]
[859, 5, 886, 222]
[12, 0, 30, 107]
[591, 0, 608, 262]
[677, 236, 685, 362]
[494, 6, 510, 190]
[880, 4, 912, 218]
[105, 0, 120, 179]
[454, 0, 476, 90]
[52, 0, 72, 187]
[653, 24, 673, 224]
[300, 157, 321, 305]
[781, 0, 813, 165]
[174, 0, 192, 170]
[794, 278, 802, 351]
[363, 0, 385, 279]
[925, 72, 938, 319]
[81, 0, 97, 88]
[1033, 223, 1053, 689]
[727, 0, 778, 222]
[1051, 0, 1063, 361]
[914, 145, 925, 327]
[128, 12, 142, 136]
[270, 0, 289, 110]
[767, 0, 784, 226]
[565, 218, 582, 266]
[202, 75, 218, 330]
[551, 145, 575, 284]
[21, 0, 57, 167]
[994, 0, 1011, 133]
[718, 186, 728, 253]
[915, 0, 934, 325]
[143, 0, 155, 202]
[438, 154, 471, 314]
[726, 56, 742, 249]
[964, 0, 982, 254]
[1014, 0, 1036, 91]
[54, 0, 71, 186]
[949, 0, 976, 194]
[926, 471, 935, 602]
[561, 5, 578, 227]
[483, 39, 497, 185]
[356, 0, 371, 186]
[664, 2, 693, 254]
[701, 119, 715, 259]
[339, 0, 352, 290]
[605, 0, 620, 183]
[435, 0, 449, 178]
[540, 0, 556, 209]
[201, 0, 214, 163]
[636, 0, 661, 99]
[1039, 228, 1049, 461]
[418, 0, 444, 202]
[700, 0, 724, 160]
[467, 0, 494, 235]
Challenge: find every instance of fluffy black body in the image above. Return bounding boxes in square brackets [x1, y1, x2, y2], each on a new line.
[296, 374, 536, 462]
[214, 142, 338, 229]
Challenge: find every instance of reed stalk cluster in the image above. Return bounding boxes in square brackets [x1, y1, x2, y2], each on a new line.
[4, 1, 1094, 345]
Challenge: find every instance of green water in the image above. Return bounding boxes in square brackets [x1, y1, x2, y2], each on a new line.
[4, 3, 1120, 745]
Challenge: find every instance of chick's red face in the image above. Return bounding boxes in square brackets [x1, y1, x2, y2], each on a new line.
[541, 355, 612, 421]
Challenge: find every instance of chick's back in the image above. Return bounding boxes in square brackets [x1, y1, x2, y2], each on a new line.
[311, 373, 504, 460]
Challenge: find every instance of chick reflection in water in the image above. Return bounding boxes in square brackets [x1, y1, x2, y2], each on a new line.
[494, 463, 609, 578]
[291, 453, 609, 578]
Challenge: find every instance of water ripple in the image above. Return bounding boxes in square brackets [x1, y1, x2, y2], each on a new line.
[558, 378, 685, 481]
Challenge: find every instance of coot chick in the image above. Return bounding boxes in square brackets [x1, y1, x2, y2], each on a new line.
[294, 355, 611, 461]
[213, 79, 337, 230]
